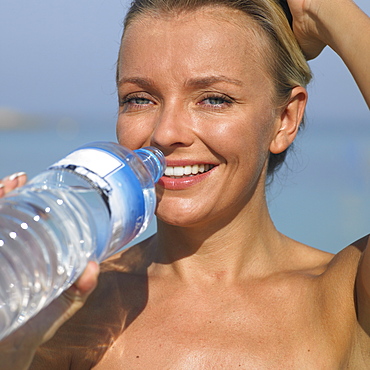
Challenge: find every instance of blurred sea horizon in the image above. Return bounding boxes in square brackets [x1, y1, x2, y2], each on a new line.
[0, 112, 369, 255]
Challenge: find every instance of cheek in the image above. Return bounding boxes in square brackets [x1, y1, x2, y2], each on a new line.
[214, 114, 276, 182]
[204, 114, 273, 158]
[116, 116, 153, 150]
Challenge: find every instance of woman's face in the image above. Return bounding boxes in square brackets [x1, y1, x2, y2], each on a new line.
[116, 6, 281, 227]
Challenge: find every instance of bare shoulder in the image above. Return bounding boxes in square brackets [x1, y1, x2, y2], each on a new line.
[274, 236, 370, 367]
[277, 236, 362, 333]
[267, 237, 358, 320]
[31, 237, 155, 369]
[320, 235, 368, 283]
[282, 234, 365, 279]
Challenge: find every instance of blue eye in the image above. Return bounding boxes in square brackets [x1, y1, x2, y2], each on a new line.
[120, 96, 152, 106]
[119, 94, 154, 112]
[200, 94, 233, 108]
[204, 97, 228, 105]
[130, 97, 151, 105]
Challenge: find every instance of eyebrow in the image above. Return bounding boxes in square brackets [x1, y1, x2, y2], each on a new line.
[185, 75, 244, 88]
[117, 77, 156, 88]
[117, 75, 244, 88]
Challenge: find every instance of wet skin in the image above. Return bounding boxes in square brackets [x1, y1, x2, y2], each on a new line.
[31, 5, 370, 369]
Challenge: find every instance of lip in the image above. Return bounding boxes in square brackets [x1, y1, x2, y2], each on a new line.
[158, 165, 217, 190]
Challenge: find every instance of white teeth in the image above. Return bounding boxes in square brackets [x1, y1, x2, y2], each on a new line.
[173, 166, 184, 177]
[164, 164, 215, 177]
[165, 166, 174, 176]
[184, 165, 192, 175]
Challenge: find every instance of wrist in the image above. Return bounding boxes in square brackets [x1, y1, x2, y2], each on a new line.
[0, 324, 42, 370]
[310, 0, 364, 52]
[0, 340, 38, 370]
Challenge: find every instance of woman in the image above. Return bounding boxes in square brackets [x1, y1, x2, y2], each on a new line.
[1, 0, 370, 368]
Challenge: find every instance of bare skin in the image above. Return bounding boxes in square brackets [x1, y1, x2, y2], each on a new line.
[287, 0, 370, 107]
[0, 0, 369, 369]
[0, 172, 27, 197]
[28, 236, 370, 369]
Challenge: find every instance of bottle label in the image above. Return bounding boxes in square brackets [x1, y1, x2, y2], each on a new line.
[49, 148, 127, 201]
[50, 148, 124, 178]
[48, 144, 147, 259]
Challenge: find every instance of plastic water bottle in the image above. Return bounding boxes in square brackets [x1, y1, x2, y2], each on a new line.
[0, 141, 165, 340]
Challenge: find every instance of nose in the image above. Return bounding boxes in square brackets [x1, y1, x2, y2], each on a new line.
[151, 101, 194, 150]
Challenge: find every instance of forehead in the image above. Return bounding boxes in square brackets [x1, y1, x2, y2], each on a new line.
[118, 6, 273, 88]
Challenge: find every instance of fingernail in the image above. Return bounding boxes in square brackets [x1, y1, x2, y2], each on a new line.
[8, 172, 26, 181]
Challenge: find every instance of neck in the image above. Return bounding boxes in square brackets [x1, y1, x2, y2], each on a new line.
[151, 195, 285, 283]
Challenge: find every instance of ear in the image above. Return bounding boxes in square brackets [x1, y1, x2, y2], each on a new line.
[269, 86, 308, 154]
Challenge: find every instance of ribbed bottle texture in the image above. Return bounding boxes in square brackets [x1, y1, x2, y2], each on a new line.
[0, 142, 165, 340]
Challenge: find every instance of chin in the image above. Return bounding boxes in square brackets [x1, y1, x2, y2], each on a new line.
[156, 203, 211, 229]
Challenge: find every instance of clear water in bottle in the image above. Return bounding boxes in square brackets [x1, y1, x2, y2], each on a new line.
[0, 174, 110, 338]
[0, 142, 165, 340]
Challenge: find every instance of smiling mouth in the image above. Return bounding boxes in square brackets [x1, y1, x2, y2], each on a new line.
[164, 164, 215, 179]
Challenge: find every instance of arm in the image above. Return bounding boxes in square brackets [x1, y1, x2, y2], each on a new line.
[287, 0, 370, 108]
[355, 236, 370, 334]
[286, 0, 370, 331]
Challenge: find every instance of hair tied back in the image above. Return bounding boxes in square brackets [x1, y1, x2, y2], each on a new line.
[277, 0, 293, 27]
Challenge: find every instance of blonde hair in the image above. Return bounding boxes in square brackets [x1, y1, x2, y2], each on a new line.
[119, 0, 312, 176]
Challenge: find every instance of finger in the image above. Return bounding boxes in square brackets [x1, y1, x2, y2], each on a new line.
[0, 172, 27, 196]
[65, 260, 101, 298]
[15, 172, 27, 187]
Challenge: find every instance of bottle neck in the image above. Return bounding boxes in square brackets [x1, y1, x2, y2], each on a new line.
[134, 147, 166, 183]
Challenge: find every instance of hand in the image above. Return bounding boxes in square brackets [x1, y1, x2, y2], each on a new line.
[286, 0, 370, 107]
[0, 172, 27, 198]
[285, 0, 328, 59]
[0, 261, 100, 370]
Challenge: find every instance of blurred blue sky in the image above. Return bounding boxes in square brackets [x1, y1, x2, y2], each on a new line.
[0, 0, 129, 121]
